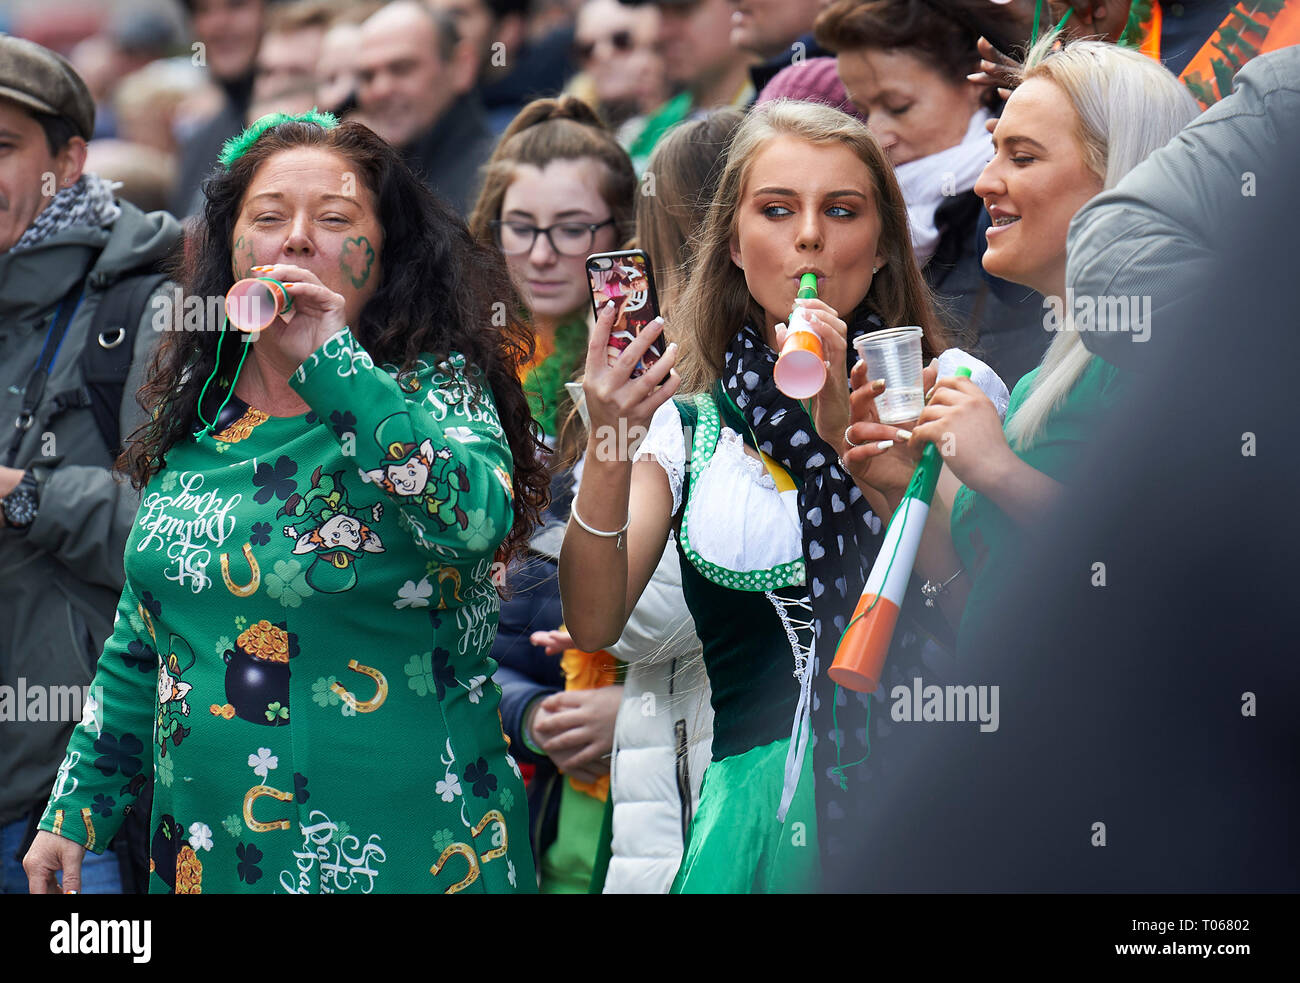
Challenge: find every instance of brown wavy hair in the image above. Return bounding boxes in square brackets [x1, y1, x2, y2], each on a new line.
[636, 108, 745, 317]
[673, 99, 949, 394]
[121, 119, 548, 564]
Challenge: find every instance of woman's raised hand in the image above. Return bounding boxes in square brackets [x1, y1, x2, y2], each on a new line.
[841, 359, 938, 514]
[248, 262, 349, 367]
[967, 36, 1022, 102]
[774, 296, 852, 452]
[582, 300, 679, 464]
[908, 372, 1015, 494]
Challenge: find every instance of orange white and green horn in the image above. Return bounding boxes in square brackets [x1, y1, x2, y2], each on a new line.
[829, 365, 972, 692]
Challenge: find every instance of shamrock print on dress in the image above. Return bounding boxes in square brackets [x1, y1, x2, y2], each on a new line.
[278, 465, 385, 593]
[427, 739, 512, 894]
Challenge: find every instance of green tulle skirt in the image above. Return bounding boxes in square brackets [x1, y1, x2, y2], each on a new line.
[671, 735, 821, 893]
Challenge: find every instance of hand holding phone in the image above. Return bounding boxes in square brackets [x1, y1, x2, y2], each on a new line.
[587, 249, 665, 379]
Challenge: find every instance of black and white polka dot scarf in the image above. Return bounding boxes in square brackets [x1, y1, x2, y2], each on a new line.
[722, 317, 887, 853]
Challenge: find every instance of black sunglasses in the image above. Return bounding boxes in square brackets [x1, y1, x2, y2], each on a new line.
[573, 30, 635, 64]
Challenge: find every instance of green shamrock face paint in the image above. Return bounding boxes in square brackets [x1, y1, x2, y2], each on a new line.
[341, 236, 376, 289]
[234, 235, 255, 280]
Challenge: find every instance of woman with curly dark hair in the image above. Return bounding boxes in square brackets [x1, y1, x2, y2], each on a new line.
[24, 112, 548, 894]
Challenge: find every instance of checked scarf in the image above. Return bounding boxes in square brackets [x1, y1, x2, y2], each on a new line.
[12, 174, 121, 253]
[720, 314, 888, 868]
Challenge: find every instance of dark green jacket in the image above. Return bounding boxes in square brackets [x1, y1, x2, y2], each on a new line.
[0, 198, 180, 825]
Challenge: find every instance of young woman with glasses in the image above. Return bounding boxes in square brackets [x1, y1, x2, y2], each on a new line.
[467, 97, 640, 891]
[470, 96, 636, 443]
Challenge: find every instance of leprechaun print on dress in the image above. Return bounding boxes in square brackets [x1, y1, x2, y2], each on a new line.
[37, 328, 533, 893]
[279, 465, 385, 593]
[362, 416, 471, 534]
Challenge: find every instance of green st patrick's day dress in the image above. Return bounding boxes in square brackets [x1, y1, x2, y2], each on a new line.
[37, 328, 535, 893]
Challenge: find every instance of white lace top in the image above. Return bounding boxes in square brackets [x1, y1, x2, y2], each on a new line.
[636, 399, 804, 574]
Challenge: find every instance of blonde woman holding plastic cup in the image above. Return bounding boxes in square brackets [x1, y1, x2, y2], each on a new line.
[842, 38, 1199, 646]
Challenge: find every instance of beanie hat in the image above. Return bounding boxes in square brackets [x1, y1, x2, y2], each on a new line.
[756, 57, 867, 124]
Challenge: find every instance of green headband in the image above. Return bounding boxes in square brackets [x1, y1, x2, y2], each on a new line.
[218, 109, 340, 170]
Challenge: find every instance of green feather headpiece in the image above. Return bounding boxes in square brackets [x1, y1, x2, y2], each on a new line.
[218, 109, 340, 170]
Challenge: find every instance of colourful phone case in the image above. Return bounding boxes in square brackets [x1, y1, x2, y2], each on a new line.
[587, 250, 664, 378]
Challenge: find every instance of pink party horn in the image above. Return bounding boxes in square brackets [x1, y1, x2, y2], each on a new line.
[225, 277, 294, 333]
[774, 273, 825, 399]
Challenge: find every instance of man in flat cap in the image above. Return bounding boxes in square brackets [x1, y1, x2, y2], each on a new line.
[0, 35, 180, 894]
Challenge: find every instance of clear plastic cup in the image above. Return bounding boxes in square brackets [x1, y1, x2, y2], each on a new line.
[853, 326, 924, 424]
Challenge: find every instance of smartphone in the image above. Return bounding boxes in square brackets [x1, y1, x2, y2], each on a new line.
[586, 249, 664, 379]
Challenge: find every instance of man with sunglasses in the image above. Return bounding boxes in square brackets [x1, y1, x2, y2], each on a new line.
[618, 0, 755, 171]
[570, 0, 665, 132]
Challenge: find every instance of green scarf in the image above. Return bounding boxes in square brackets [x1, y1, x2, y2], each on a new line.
[523, 314, 588, 438]
[628, 91, 692, 172]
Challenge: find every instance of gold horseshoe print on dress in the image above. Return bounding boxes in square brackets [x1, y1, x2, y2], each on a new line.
[471, 809, 508, 862]
[430, 842, 480, 893]
[435, 567, 462, 610]
[428, 810, 509, 893]
[330, 659, 389, 713]
[220, 543, 260, 597]
[243, 784, 294, 832]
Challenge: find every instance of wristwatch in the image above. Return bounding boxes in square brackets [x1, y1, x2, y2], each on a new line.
[1, 471, 39, 529]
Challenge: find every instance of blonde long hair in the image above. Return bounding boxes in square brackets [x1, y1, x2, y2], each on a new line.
[1002, 38, 1199, 450]
[672, 99, 948, 394]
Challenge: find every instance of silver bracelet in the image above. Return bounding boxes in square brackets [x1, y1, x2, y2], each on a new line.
[921, 568, 963, 607]
[569, 501, 630, 552]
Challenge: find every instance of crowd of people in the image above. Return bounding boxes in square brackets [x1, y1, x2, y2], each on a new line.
[2, 0, 1296, 895]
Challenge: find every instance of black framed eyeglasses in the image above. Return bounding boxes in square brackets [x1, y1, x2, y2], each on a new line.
[490, 218, 617, 257]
